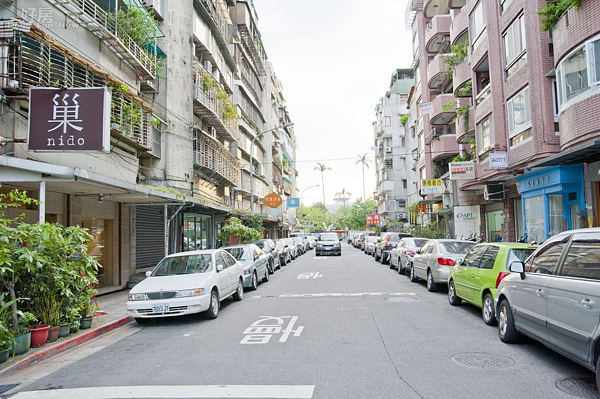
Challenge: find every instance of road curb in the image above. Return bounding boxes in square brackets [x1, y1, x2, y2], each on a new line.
[0, 316, 132, 380]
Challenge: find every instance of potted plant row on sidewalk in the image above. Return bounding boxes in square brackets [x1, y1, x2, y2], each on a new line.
[0, 188, 101, 360]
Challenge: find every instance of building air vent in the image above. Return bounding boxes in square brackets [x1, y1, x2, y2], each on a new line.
[484, 183, 505, 201]
[385, 147, 392, 153]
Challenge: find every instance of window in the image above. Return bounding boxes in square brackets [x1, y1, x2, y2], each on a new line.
[503, 14, 526, 77]
[415, 66, 421, 88]
[385, 116, 391, 127]
[507, 86, 531, 139]
[555, 36, 600, 106]
[413, 31, 419, 57]
[402, 179, 407, 189]
[548, 194, 567, 237]
[500, 0, 514, 13]
[401, 157, 406, 168]
[479, 246, 499, 269]
[561, 233, 600, 280]
[477, 115, 493, 156]
[463, 245, 487, 268]
[419, 133, 425, 154]
[525, 196, 546, 244]
[401, 137, 406, 147]
[525, 235, 569, 274]
[470, 1, 486, 46]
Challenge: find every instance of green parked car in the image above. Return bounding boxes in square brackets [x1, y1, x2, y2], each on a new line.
[448, 242, 537, 325]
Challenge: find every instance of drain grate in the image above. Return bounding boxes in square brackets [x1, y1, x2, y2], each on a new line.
[452, 353, 515, 369]
[556, 378, 599, 398]
[385, 296, 417, 303]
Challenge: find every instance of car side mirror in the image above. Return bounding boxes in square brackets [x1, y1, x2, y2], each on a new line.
[216, 264, 224, 272]
[254, 255, 259, 261]
[145, 271, 152, 277]
[455, 259, 463, 266]
[509, 261, 525, 280]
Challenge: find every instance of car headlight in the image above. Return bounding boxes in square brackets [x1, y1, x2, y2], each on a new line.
[333, 243, 340, 247]
[244, 268, 251, 275]
[129, 293, 147, 301]
[317, 243, 323, 247]
[176, 288, 204, 297]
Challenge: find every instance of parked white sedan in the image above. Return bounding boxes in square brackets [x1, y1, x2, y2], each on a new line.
[126, 249, 244, 323]
[410, 240, 476, 292]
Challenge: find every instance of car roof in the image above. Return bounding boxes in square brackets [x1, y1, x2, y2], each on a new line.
[474, 242, 538, 249]
[165, 249, 218, 258]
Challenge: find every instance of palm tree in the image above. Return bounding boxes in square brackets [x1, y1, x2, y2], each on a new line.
[356, 154, 372, 201]
[335, 188, 351, 211]
[314, 162, 331, 228]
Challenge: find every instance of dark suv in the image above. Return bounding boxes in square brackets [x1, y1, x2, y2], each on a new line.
[374, 233, 413, 264]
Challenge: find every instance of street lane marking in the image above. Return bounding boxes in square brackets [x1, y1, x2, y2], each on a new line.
[9, 385, 315, 399]
[241, 316, 304, 344]
[297, 272, 322, 279]
[252, 292, 416, 299]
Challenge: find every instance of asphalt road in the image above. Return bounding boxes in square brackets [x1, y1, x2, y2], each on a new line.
[4, 244, 598, 399]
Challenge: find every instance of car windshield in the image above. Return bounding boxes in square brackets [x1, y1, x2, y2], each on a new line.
[307, 237, 316, 242]
[506, 248, 536, 267]
[225, 247, 252, 261]
[320, 233, 339, 241]
[293, 237, 302, 243]
[439, 242, 476, 254]
[151, 254, 212, 276]
[410, 239, 428, 248]
[275, 241, 284, 250]
[367, 237, 379, 243]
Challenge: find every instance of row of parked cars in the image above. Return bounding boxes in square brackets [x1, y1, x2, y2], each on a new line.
[126, 237, 315, 323]
[357, 228, 600, 391]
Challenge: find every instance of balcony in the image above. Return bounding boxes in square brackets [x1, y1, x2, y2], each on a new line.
[427, 53, 450, 91]
[450, 5, 469, 45]
[449, 0, 467, 9]
[429, 93, 457, 125]
[424, 0, 450, 18]
[425, 14, 451, 53]
[47, 0, 160, 80]
[110, 96, 153, 152]
[239, 169, 269, 198]
[453, 59, 471, 97]
[431, 134, 459, 162]
[456, 107, 475, 144]
[193, 129, 240, 187]
[193, 63, 237, 142]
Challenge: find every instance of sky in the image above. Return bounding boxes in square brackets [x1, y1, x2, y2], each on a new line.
[254, 0, 413, 206]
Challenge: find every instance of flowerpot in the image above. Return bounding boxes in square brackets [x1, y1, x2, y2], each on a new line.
[70, 318, 81, 334]
[0, 348, 9, 363]
[46, 326, 60, 342]
[27, 324, 50, 348]
[58, 323, 70, 337]
[11, 330, 31, 356]
[79, 318, 93, 329]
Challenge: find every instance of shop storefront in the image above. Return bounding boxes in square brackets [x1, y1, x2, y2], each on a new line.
[517, 165, 585, 243]
[484, 202, 504, 243]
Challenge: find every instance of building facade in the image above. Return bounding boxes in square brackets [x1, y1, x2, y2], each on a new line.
[0, 0, 299, 293]
[404, 0, 600, 242]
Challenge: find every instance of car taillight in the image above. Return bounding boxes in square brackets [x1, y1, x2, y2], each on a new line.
[437, 258, 456, 266]
[405, 250, 415, 256]
[496, 272, 510, 288]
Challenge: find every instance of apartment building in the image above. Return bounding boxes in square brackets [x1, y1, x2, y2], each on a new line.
[373, 69, 414, 232]
[0, 0, 298, 293]
[404, 0, 600, 242]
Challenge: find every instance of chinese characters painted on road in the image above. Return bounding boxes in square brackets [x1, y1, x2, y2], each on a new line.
[240, 316, 304, 344]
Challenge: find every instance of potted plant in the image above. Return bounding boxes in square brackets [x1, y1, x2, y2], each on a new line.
[0, 324, 13, 362]
[34, 290, 62, 343]
[25, 312, 49, 348]
[79, 301, 95, 330]
[12, 312, 35, 356]
[68, 306, 81, 334]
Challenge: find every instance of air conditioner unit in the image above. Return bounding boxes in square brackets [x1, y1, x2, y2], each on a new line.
[385, 147, 392, 153]
[484, 183, 505, 201]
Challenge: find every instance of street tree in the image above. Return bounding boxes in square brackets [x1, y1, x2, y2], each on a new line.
[314, 163, 331, 226]
[356, 154, 372, 201]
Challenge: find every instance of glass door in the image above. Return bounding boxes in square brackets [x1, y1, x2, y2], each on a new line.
[183, 214, 212, 251]
[524, 196, 546, 243]
[548, 194, 567, 238]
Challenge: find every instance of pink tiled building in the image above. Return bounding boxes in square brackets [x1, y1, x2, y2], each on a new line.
[406, 0, 600, 242]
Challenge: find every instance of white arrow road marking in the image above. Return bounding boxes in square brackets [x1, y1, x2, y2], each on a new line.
[9, 385, 316, 399]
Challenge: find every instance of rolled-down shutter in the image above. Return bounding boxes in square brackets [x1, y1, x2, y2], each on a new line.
[135, 206, 165, 269]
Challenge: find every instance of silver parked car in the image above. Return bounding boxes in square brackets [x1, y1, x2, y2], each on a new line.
[292, 237, 306, 255]
[496, 229, 600, 391]
[283, 237, 298, 259]
[223, 244, 269, 291]
[364, 236, 380, 255]
[390, 237, 429, 274]
[126, 249, 244, 322]
[305, 236, 317, 249]
[410, 239, 476, 292]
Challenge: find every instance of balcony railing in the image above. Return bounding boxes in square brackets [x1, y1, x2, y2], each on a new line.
[425, 127, 443, 145]
[193, 63, 237, 142]
[193, 129, 240, 187]
[476, 84, 491, 105]
[110, 96, 152, 151]
[47, 0, 158, 80]
[240, 169, 269, 198]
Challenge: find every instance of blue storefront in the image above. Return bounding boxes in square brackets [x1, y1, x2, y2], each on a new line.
[517, 165, 585, 244]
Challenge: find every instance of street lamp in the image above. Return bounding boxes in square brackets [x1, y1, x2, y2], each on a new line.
[300, 184, 320, 209]
[250, 122, 294, 212]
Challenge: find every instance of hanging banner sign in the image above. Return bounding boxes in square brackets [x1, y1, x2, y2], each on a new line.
[490, 152, 509, 168]
[264, 193, 283, 208]
[286, 197, 300, 208]
[418, 102, 433, 115]
[449, 161, 475, 180]
[366, 214, 381, 227]
[421, 179, 443, 194]
[28, 87, 111, 153]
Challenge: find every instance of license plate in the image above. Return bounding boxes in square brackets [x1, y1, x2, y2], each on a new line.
[152, 304, 169, 313]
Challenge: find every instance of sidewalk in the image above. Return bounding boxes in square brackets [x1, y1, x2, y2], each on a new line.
[0, 289, 132, 380]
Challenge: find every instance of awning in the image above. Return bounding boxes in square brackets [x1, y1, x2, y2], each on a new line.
[527, 139, 600, 169]
[417, 198, 443, 205]
[434, 207, 452, 215]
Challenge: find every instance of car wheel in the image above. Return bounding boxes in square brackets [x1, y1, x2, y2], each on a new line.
[233, 279, 244, 301]
[134, 318, 149, 325]
[250, 272, 258, 290]
[410, 264, 418, 282]
[482, 292, 497, 326]
[268, 259, 274, 274]
[262, 267, 269, 283]
[397, 259, 403, 274]
[498, 299, 520, 343]
[207, 289, 219, 319]
[427, 270, 438, 292]
[374, 251, 380, 261]
[448, 280, 462, 306]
